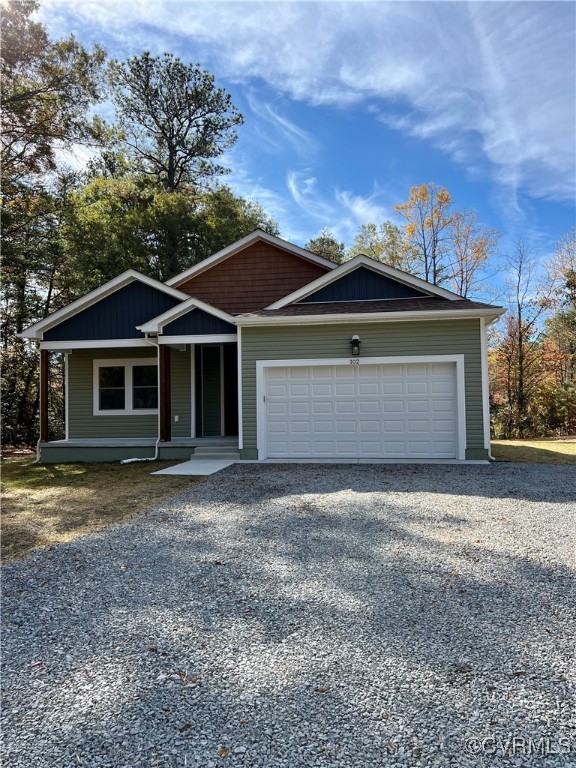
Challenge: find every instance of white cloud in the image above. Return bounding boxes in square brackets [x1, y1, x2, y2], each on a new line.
[39, 0, 575, 206]
[243, 90, 317, 157]
[286, 170, 392, 243]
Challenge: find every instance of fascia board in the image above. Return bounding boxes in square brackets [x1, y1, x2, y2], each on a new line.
[19, 271, 189, 340]
[166, 229, 336, 286]
[266, 254, 462, 309]
[236, 307, 506, 327]
[137, 297, 237, 333]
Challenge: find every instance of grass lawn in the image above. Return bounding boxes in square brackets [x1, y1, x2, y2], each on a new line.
[491, 437, 576, 464]
[1, 452, 195, 563]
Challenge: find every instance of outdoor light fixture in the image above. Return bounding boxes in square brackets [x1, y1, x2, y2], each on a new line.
[350, 334, 361, 356]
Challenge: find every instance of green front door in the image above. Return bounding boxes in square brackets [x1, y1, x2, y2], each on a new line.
[194, 343, 238, 437]
[200, 345, 222, 437]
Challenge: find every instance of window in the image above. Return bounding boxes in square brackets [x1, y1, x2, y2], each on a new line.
[94, 359, 158, 415]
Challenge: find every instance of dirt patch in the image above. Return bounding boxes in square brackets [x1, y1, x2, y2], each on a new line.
[1, 454, 195, 562]
[491, 437, 576, 464]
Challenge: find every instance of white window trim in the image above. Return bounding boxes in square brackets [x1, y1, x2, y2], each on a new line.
[256, 355, 467, 461]
[93, 358, 159, 416]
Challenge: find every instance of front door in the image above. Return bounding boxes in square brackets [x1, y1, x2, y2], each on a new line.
[195, 344, 238, 437]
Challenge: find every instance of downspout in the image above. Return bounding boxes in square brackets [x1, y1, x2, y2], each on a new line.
[120, 333, 161, 464]
[31, 341, 42, 464]
[482, 316, 497, 461]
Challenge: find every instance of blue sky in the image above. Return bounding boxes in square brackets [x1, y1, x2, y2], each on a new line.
[39, 0, 575, 273]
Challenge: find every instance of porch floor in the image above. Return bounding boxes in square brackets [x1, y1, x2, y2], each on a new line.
[41, 437, 239, 448]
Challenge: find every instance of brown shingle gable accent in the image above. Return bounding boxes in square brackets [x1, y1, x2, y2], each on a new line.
[241, 297, 503, 317]
[178, 242, 331, 313]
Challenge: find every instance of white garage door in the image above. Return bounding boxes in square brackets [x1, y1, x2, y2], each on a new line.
[264, 362, 458, 459]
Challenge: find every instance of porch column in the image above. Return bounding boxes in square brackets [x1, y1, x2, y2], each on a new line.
[40, 348, 49, 442]
[159, 345, 171, 442]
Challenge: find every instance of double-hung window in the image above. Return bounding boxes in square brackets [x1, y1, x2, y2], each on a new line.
[93, 359, 158, 415]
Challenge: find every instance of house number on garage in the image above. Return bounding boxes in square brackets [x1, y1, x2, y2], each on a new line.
[349, 359, 360, 365]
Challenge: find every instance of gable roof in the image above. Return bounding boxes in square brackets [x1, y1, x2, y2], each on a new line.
[266, 255, 462, 309]
[166, 229, 337, 287]
[20, 271, 189, 341]
[137, 297, 237, 334]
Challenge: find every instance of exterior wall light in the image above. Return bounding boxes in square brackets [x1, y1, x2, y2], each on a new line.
[350, 334, 361, 356]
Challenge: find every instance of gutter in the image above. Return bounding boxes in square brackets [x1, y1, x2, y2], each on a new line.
[235, 308, 506, 327]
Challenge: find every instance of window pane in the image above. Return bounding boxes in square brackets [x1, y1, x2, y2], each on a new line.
[99, 366, 124, 388]
[133, 386, 158, 409]
[133, 365, 157, 387]
[100, 388, 125, 410]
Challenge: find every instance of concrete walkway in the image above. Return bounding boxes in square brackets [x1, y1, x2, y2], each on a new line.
[151, 458, 237, 476]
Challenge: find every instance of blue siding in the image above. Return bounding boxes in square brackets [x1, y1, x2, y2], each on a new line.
[44, 282, 182, 341]
[300, 266, 427, 303]
[163, 308, 236, 335]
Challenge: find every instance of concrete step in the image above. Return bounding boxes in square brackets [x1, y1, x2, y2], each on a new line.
[193, 446, 240, 459]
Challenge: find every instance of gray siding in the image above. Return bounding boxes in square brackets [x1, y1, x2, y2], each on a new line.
[68, 346, 192, 439]
[170, 347, 192, 437]
[240, 319, 486, 460]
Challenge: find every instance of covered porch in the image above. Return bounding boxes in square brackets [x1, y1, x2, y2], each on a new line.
[37, 339, 240, 463]
[37, 436, 239, 464]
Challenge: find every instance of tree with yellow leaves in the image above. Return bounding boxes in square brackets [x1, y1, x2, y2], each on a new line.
[394, 183, 453, 285]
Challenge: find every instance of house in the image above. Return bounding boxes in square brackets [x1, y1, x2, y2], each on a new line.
[20, 230, 504, 463]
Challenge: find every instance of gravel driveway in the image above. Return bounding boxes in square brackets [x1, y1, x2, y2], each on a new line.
[2, 463, 575, 768]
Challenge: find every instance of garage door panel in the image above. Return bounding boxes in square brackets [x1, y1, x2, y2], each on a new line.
[312, 401, 333, 414]
[433, 440, 456, 453]
[408, 440, 430, 453]
[336, 440, 357, 453]
[268, 402, 287, 415]
[311, 383, 332, 396]
[267, 384, 288, 397]
[431, 380, 455, 394]
[289, 402, 310, 416]
[381, 364, 403, 376]
[383, 420, 405, 432]
[358, 382, 379, 395]
[359, 420, 380, 433]
[335, 401, 356, 414]
[335, 383, 355, 396]
[433, 419, 455, 432]
[313, 421, 334, 433]
[359, 401, 380, 413]
[264, 362, 458, 459]
[407, 363, 427, 375]
[383, 400, 404, 413]
[289, 384, 310, 397]
[407, 381, 428, 394]
[432, 400, 453, 412]
[360, 440, 381, 452]
[407, 400, 429, 412]
[383, 382, 404, 394]
[408, 420, 429, 432]
[268, 421, 288, 433]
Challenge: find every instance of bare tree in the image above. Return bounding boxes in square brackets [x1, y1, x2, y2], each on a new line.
[495, 240, 555, 436]
[447, 210, 499, 298]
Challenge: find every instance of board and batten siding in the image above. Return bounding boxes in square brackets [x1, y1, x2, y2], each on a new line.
[240, 319, 487, 460]
[68, 347, 191, 439]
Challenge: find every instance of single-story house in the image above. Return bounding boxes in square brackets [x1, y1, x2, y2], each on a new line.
[21, 230, 504, 463]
